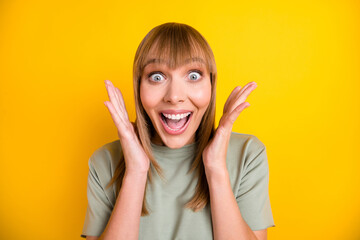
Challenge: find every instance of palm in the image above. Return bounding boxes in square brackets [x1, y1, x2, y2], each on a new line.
[203, 82, 258, 172]
[104, 80, 150, 173]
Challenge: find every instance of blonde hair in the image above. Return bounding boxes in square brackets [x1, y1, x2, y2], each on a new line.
[106, 22, 217, 215]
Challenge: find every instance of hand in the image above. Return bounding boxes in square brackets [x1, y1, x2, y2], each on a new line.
[202, 82, 258, 176]
[103, 80, 150, 174]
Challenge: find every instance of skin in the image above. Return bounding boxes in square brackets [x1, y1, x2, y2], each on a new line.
[140, 59, 211, 148]
[98, 59, 268, 239]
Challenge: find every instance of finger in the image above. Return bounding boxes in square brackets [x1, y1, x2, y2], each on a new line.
[105, 101, 136, 141]
[216, 103, 246, 141]
[237, 81, 257, 97]
[115, 87, 130, 121]
[223, 86, 241, 114]
[105, 80, 122, 112]
[224, 82, 256, 114]
[105, 84, 133, 127]
[105, 80, 122, 115]
[224, 102, 250, 128]
[104, 101, 122, 127]
[229, 83, 257, 113]
[105, 101, 132, 139]
[236, 83, 257, 104]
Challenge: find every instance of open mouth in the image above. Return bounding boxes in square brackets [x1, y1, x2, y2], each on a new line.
[159, 112, 192, 135]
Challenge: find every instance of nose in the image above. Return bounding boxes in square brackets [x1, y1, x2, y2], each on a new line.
[163, 78, 186, 104]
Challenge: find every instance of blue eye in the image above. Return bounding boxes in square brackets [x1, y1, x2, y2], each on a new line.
[149, 73, 164, 82]
[188, 71, 201, 81]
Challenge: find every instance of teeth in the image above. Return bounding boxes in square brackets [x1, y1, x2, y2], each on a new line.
[162, 112, 191, 120]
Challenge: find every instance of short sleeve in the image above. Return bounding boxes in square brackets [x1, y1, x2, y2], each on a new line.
[236, 145, 275, 231]
[81, 156, 113, 238]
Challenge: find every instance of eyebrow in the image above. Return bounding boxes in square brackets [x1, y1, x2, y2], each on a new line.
[143, 57, 206, 69]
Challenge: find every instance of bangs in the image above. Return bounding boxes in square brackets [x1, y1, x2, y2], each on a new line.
[135, 23, 216, 78]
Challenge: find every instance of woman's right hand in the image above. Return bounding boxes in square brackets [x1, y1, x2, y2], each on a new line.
[103, 80, 150, 174]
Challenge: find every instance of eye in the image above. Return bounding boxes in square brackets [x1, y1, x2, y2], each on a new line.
[149, 72, 165, 82]
[188, 71, 202, 81]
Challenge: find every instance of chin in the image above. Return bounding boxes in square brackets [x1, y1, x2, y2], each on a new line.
[160, 135, 193, 149]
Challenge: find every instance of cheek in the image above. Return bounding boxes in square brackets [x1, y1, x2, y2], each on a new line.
[140, 84, 158, 114]
[189, 81, 212, 109]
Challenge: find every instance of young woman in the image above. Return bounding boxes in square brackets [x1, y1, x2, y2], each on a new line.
[81, 22, 275, 240]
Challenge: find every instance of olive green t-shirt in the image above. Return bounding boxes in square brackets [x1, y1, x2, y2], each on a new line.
[80, 132, 275, 239]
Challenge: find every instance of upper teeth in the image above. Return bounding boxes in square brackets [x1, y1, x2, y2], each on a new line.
[162, 112, 191, 120]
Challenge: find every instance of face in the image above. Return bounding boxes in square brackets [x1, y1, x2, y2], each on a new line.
[140, 57, 212, 149]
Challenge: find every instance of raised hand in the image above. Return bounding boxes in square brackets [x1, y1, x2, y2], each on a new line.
[104, 80, 150, 174]
[202, 82, 258, 177]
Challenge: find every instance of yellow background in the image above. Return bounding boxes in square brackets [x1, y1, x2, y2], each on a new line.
[0, 0, 359, 239]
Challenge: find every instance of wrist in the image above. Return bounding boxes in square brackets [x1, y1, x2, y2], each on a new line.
[124, 169, 148, 181]
[204, 166, 229, 185]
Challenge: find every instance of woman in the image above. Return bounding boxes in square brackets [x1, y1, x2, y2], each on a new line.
[81, 22, 275, 240]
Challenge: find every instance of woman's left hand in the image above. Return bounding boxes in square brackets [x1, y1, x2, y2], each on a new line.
[202, 82, 258, 177]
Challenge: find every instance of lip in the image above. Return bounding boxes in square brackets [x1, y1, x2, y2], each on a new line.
[160, 109, 193, 114]
[158, 111, 193, 135]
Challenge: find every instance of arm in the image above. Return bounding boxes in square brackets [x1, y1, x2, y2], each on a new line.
[95, 80, 150, 239]
[205, 169, 266, 240]
[202, 82, 267, 239]
[96, 170, 147, 240]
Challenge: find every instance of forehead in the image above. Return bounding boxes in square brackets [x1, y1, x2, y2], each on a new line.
[143, 57, 206, 69]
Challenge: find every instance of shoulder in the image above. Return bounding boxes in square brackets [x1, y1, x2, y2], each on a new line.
[228, 132, 266, 158]
[86, 140, 121, 208]
[88, 139, 122, 179]
[226, 132, 267, 174]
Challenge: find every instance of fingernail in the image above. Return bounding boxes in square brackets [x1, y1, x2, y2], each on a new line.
[104, 80, 110, 85]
